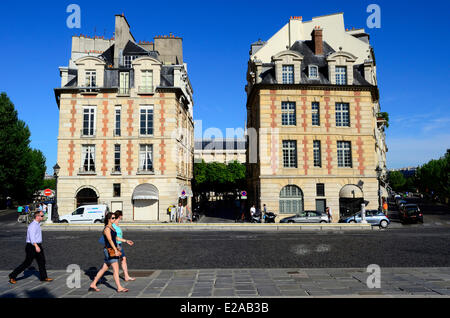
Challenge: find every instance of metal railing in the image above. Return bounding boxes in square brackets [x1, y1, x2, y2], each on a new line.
[138, 86, 154, 94]
[80, 129, 96, 137]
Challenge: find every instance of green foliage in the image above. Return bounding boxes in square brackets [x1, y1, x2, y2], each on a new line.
[193, 160, 246, 197]
[415, 149, 450, 202]
[388, 171, 406, 192]
[377, 112, 390, 128]
[0, 93, 47, 203]
[42, 178, 56, 190]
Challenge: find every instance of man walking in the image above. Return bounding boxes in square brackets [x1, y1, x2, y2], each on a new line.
[326, 207, 332, 223]
[177, 202, 184, 223]
[8, 211, 53, 284]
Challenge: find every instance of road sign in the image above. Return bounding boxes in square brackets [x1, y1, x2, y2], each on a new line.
[241, 191, 247, 200]
[44, 189, 53, 197]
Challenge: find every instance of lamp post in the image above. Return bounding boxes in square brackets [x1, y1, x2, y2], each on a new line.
[53, 163, 60, 222]
[376, 166, 382, 211]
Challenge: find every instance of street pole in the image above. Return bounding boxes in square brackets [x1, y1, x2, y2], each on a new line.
[53, 163, 60, 223]
[361, 203, 367, 223]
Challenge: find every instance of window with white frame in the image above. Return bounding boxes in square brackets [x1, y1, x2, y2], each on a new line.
[139, 144, 153, 171]
[114, 106, 121, 136]
[85, 70, 97, 87]
[119, 72, 129, 95]
[282, 65, 294, 84]
[141, 70, 153, 93]
[114, 144, 121, 172]
[312, 102, 320, 126]
[123, 55, 138, 68]
[140, 105, 154, 135]
[309, 65, 319, 79]
[81, 145, 96, 172]
[335, 103, 350, 127]
[282, 140, 297, 168]
[82, 106, 96, 136]
[281, 102, 296, 126]
[337, 141, 352, 168]
[335, 66, 347, 85]
[313, 140, 321, 167]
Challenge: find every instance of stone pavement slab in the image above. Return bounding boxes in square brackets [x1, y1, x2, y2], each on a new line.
[1, 267, 450, 298]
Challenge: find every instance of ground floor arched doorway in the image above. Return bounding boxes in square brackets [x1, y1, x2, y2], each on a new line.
[132, 183, 159, 221]
[339, 184, 364, 220]
[76, 187, 99, 207]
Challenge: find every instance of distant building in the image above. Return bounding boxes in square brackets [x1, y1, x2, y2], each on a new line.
[389, 167, 417, 178]
[245, 13, 388, 221]
[194, 139, 246, 164]
[54, 14, 194, 221]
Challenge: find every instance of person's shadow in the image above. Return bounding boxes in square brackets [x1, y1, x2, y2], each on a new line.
[84, 267, 116, 291]
[13, 266, 41, 282]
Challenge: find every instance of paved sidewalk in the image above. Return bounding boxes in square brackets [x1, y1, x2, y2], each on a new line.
[1, 267, 450, 298]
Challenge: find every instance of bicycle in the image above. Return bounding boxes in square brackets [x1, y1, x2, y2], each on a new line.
[17, 213, 27, 223]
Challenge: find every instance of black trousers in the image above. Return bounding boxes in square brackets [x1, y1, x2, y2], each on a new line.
[9, 243, 48, 281]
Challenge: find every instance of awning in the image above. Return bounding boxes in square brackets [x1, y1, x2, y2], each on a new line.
[179, 184, 193, 198]
[132, 183, 159, 200]
[339, 184, 364, 199]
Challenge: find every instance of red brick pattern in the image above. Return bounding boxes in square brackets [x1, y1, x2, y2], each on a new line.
[101, 140, 108, 176]
[326, 136, 333, 175]
[68, 141, 75, 176]
[356, 137, 365, 175]
[324, 96, 331, 132]
[126, 140, 133, 176]
[270, 90, 278, 175]
[159, 94, 166, 175]
[301, 97, 307, 132]
[355, 96, 362, 133]
[127, 100, 134, 136]
[302, 136, 309, 175]
[101, 100, 109, 137]
[70, 100, 77, 137]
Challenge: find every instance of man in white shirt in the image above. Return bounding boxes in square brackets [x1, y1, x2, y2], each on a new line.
[250, 205, 256, 217]
[177, 203, 184, 223]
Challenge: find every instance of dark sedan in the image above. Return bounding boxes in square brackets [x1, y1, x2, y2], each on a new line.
[399, 204, 423, 223]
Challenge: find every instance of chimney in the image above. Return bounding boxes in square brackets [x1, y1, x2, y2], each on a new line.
[311, 26, 323, 55]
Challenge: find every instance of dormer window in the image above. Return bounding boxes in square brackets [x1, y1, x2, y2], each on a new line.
[309, 65, 319, 79]
[85, 70, 96, 87]
[123, 55, 138, 68]
[335, 66, 347, 85]
[282, 65, 294, 84]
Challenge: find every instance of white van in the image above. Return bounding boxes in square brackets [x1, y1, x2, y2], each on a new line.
[59, 205, 109, 224]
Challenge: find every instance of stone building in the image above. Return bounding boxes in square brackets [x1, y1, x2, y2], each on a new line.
[245, 13, 388, 222]
[194, 139, 246, 164]
[54, 14, 194, 221]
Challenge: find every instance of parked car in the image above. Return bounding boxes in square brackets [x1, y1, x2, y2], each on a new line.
[59, 204, 109, 224]
[340, 210, 390, 228]
[396, 199, 408, 209]
[280, 211, 329, 224]
[399, 204, 423, 224]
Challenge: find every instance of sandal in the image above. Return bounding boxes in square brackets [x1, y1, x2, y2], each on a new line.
[125, 277, 136, 281]
[117, 288, 129, 293]
[88, 287, 100, 292]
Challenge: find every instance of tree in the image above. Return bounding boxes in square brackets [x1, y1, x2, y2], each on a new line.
[0, 93, 46, 203]
[388, 171, 406, 192]
[415, 150, 450, 203]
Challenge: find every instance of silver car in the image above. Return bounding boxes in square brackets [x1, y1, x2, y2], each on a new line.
[280, 211, 329, 223]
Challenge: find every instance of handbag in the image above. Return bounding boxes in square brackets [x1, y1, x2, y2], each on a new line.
[107, 248, 117, 257]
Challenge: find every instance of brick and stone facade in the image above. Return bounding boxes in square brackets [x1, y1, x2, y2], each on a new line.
[54, 15, 194, 221]
[245, 13, 388, 222]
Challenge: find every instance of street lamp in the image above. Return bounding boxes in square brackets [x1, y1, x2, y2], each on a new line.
[53, 163, 60, 222]
[375, 166, 382, 211]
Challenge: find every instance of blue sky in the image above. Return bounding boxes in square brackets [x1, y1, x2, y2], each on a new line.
[0, 0, 449, 173]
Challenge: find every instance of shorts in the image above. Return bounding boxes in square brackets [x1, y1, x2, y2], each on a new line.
[118, 244, 125, 257]
[103, 248, 119, 265]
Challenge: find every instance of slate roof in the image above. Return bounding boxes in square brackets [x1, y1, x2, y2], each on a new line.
[195, 139, 247, 151]
[259, 40, 372, 86]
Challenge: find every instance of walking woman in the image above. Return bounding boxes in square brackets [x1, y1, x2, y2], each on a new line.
[89, 212, 129, 293]
[113, 210, 135, 281]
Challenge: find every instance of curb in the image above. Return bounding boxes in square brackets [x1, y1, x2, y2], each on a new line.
[41, 223, 374, 231]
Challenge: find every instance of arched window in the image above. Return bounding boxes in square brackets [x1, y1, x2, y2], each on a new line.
[279, 185, 304, 214]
